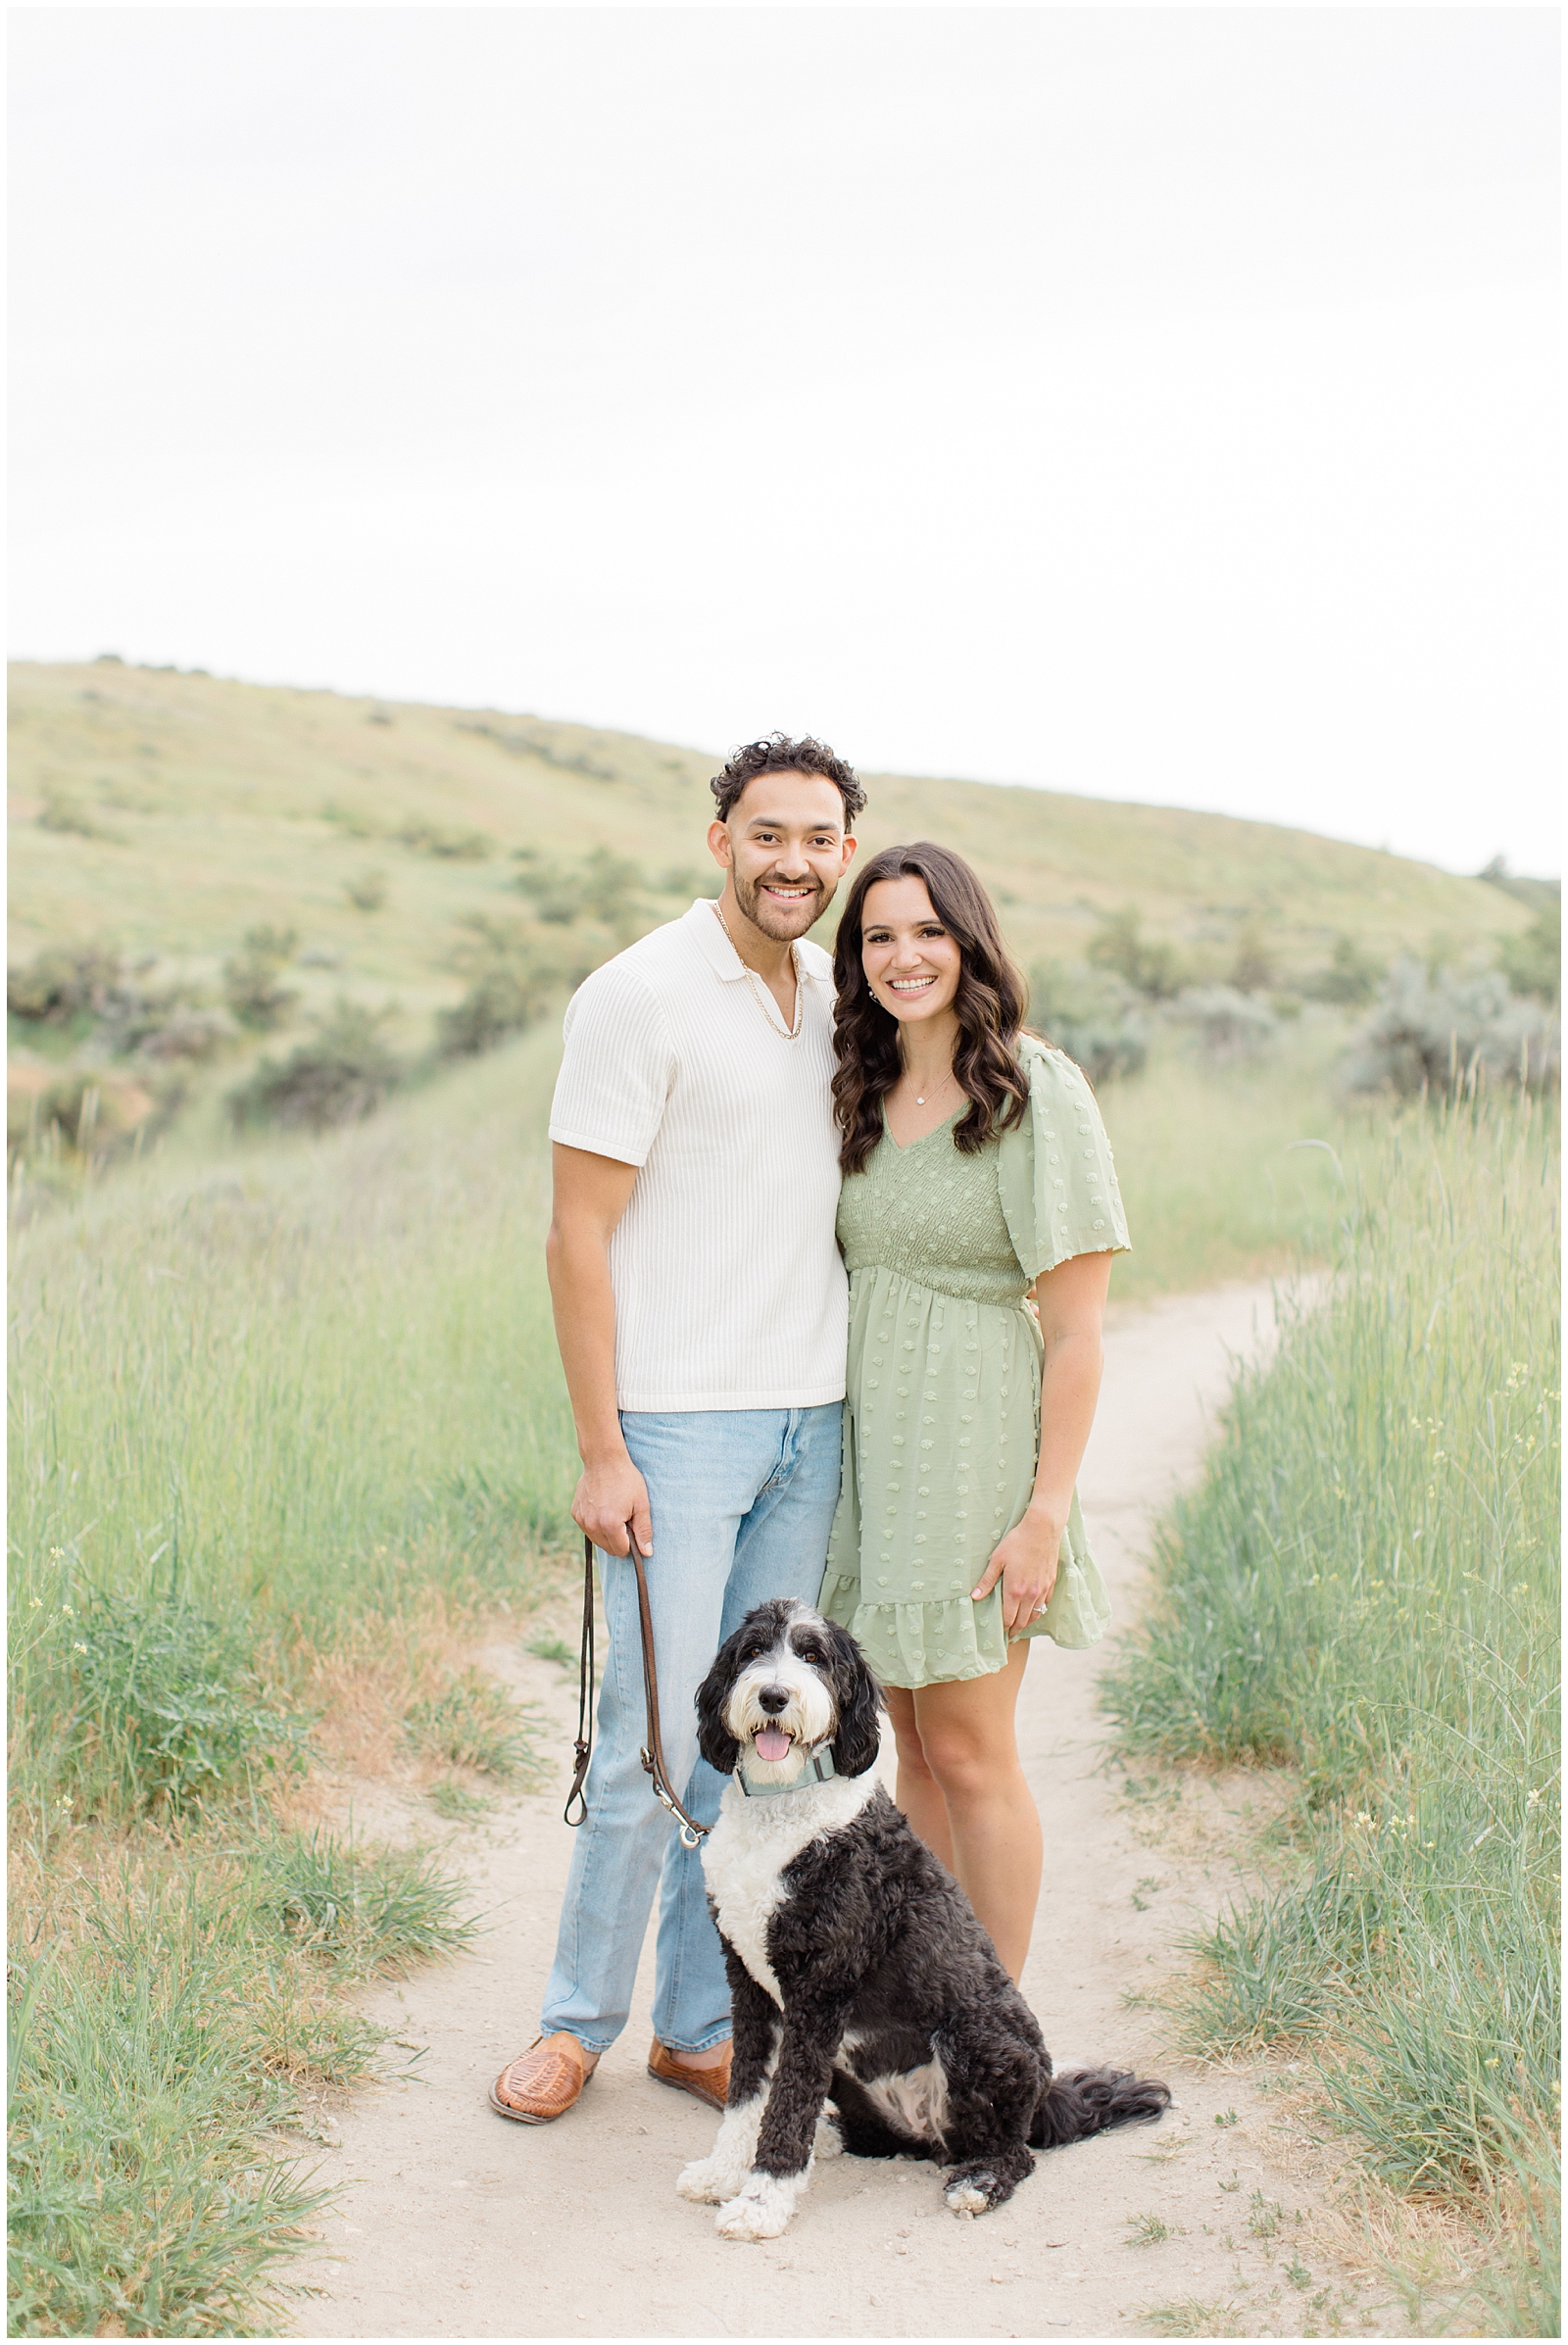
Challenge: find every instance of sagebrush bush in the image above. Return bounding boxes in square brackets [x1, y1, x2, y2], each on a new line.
[1496, 904, 1561, 1005]
[8, 940, 224, 1069]
[1088, 904, 1188, 1001]
[436, 913, 579, 1057]
[7, 939, 122, 1024]
[226, 999, 404, 1131]
[221, 924, 299, 1031]
[1341, 958, 1559, 1096]
[1026, 956, 1148, 1084]
[1169, 983, 1279, 1064]
[397, 818, 495, 860]
[1299, 932, 1386, 1006]
[511, 845, 661, 942]
[37, 785, 113, 839]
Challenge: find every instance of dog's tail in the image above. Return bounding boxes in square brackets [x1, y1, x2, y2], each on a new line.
[1029, 2065, 1171, 2149]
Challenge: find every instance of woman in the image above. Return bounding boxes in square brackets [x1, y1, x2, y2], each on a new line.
[819, 842, 1127, 1982]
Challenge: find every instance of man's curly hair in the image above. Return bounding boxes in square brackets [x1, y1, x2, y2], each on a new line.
[710, 732, 866, 827]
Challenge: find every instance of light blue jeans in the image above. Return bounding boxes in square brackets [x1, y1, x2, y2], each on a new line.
[540, 1403, 843, 2054]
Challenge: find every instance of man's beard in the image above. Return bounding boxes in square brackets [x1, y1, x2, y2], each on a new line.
[732, 866, 827, 942]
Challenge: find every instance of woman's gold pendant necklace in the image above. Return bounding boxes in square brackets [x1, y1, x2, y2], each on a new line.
[711, 901, 803, 1041]
[912, 1068, 956, 1108]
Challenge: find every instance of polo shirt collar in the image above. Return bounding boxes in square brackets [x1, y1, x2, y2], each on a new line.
[683, 897, 750, 982]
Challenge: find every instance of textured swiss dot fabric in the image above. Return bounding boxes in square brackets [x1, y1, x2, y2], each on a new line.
[819, 1040, 1126, 1686]
[548, 902, 848, 1412]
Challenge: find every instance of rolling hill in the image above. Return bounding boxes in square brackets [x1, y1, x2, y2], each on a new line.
[8, 658, 1532, 1033]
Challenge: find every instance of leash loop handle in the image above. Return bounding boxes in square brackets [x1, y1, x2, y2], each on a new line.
[564, 1525, 710, 1847]
[562, 1534, 595, 1828]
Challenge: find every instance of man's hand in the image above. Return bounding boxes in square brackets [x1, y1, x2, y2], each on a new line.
[970, 1505, 1063, 1637]
[572, 1457, 653, 1558]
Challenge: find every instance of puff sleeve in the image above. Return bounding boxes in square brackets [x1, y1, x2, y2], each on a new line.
[997, 1039, 1130, 1281]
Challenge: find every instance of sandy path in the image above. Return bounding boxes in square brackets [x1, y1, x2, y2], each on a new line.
[288, 1282, 1390, 2340]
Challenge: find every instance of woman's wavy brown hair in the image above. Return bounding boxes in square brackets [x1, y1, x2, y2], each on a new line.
[832, 842, 1032, 1176]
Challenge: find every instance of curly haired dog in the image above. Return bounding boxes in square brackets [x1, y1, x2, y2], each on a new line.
[677, 1598, 1170, 2242]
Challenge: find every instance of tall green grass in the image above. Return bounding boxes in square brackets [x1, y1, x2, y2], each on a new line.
[9, 1032, 570, 2333]
[1101, 1095, 1560, 2330]
[8, 1831, 476, 2336]
[10, 1021, 577, 1642]
[1102, 1009, 1354, 1299]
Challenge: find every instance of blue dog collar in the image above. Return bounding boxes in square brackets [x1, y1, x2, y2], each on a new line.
[737, 1745, 839, 1799]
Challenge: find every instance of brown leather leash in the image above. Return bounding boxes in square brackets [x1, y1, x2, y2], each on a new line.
[563, 1531, 710, 1849]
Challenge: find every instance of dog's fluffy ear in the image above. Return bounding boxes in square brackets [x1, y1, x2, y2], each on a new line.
[826, 1622, 884, 1777]
[695, 1631, 744, 1775]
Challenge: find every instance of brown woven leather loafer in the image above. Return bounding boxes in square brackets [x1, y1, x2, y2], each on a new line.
[489, 2032, 597, 2124]
[647, 2037, 732, 2113]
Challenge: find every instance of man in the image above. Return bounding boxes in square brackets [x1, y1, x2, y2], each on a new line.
[490, 732, 864, 2125]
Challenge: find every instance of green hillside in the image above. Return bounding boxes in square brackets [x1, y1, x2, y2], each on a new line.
[8, 659, 1530, 1032]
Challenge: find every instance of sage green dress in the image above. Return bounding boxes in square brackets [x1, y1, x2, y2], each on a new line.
[819, 1037, 1129, 1688]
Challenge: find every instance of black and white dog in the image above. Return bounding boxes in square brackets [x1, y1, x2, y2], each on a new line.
[679, 1598, 1170, 2242]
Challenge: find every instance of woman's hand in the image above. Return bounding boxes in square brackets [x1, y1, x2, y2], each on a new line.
[970, 1504, 1063, 1637]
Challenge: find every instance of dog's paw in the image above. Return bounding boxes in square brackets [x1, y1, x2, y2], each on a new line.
[945, 2177, 994, 2218]
[678, 2155, 750, 2205]
[715, 2174, 800, 2242]
[812, 2116, 845, 2161]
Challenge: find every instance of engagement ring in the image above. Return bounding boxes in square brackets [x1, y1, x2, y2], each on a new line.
[1033, 1601, 1049, 1617]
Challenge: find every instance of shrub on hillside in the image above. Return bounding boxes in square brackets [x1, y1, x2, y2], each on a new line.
[512, 845, 650, 935]
[436, 916, 568, 1057]
[1087, 905, 1187, 1001]
[227, 1001, 405, 1132]
[1168, 984, 1279, 1063]
[1228, 916, 1278, 995]
[1342, 959, 1559, 1096]
[37, 786, 116, 840]
[437, 968, 543, 1058]
[1495, 905, 1561, 1005]
[397, 818, 495, 860]
[1026, 958, 1148, 1085]
[344, 867, 388, 912]
[8, 941, 122, 1025]
[9, 941, 226, 1068]
[1300, 932, 1386, 1006]
[222, 925, 299, 1031]
[129, 1004, 234, 1062]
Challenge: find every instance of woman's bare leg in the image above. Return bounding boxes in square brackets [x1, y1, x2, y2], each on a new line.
[883, 1684, 956, 1874]
[907, 1642, 1041, 1979]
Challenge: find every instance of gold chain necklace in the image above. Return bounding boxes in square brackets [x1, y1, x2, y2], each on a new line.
[710, 900, 804, 1042]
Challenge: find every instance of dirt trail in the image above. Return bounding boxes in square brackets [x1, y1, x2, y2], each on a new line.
[288, 1282, 1393, 2340]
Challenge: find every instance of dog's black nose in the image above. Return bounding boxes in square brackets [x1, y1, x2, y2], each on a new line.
[758, 1685, 790, 1715]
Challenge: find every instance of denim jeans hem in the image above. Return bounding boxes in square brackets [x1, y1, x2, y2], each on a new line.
[653, 2025, 734, 2055]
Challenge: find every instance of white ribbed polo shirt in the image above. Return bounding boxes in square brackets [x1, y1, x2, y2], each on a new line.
[548, 900, 848, 1413]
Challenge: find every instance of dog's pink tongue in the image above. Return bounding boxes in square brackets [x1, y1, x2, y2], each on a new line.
[754, 1727, 793, 1764]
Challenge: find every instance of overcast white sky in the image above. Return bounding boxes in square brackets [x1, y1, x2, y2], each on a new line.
[9, 6, 1561, 874]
